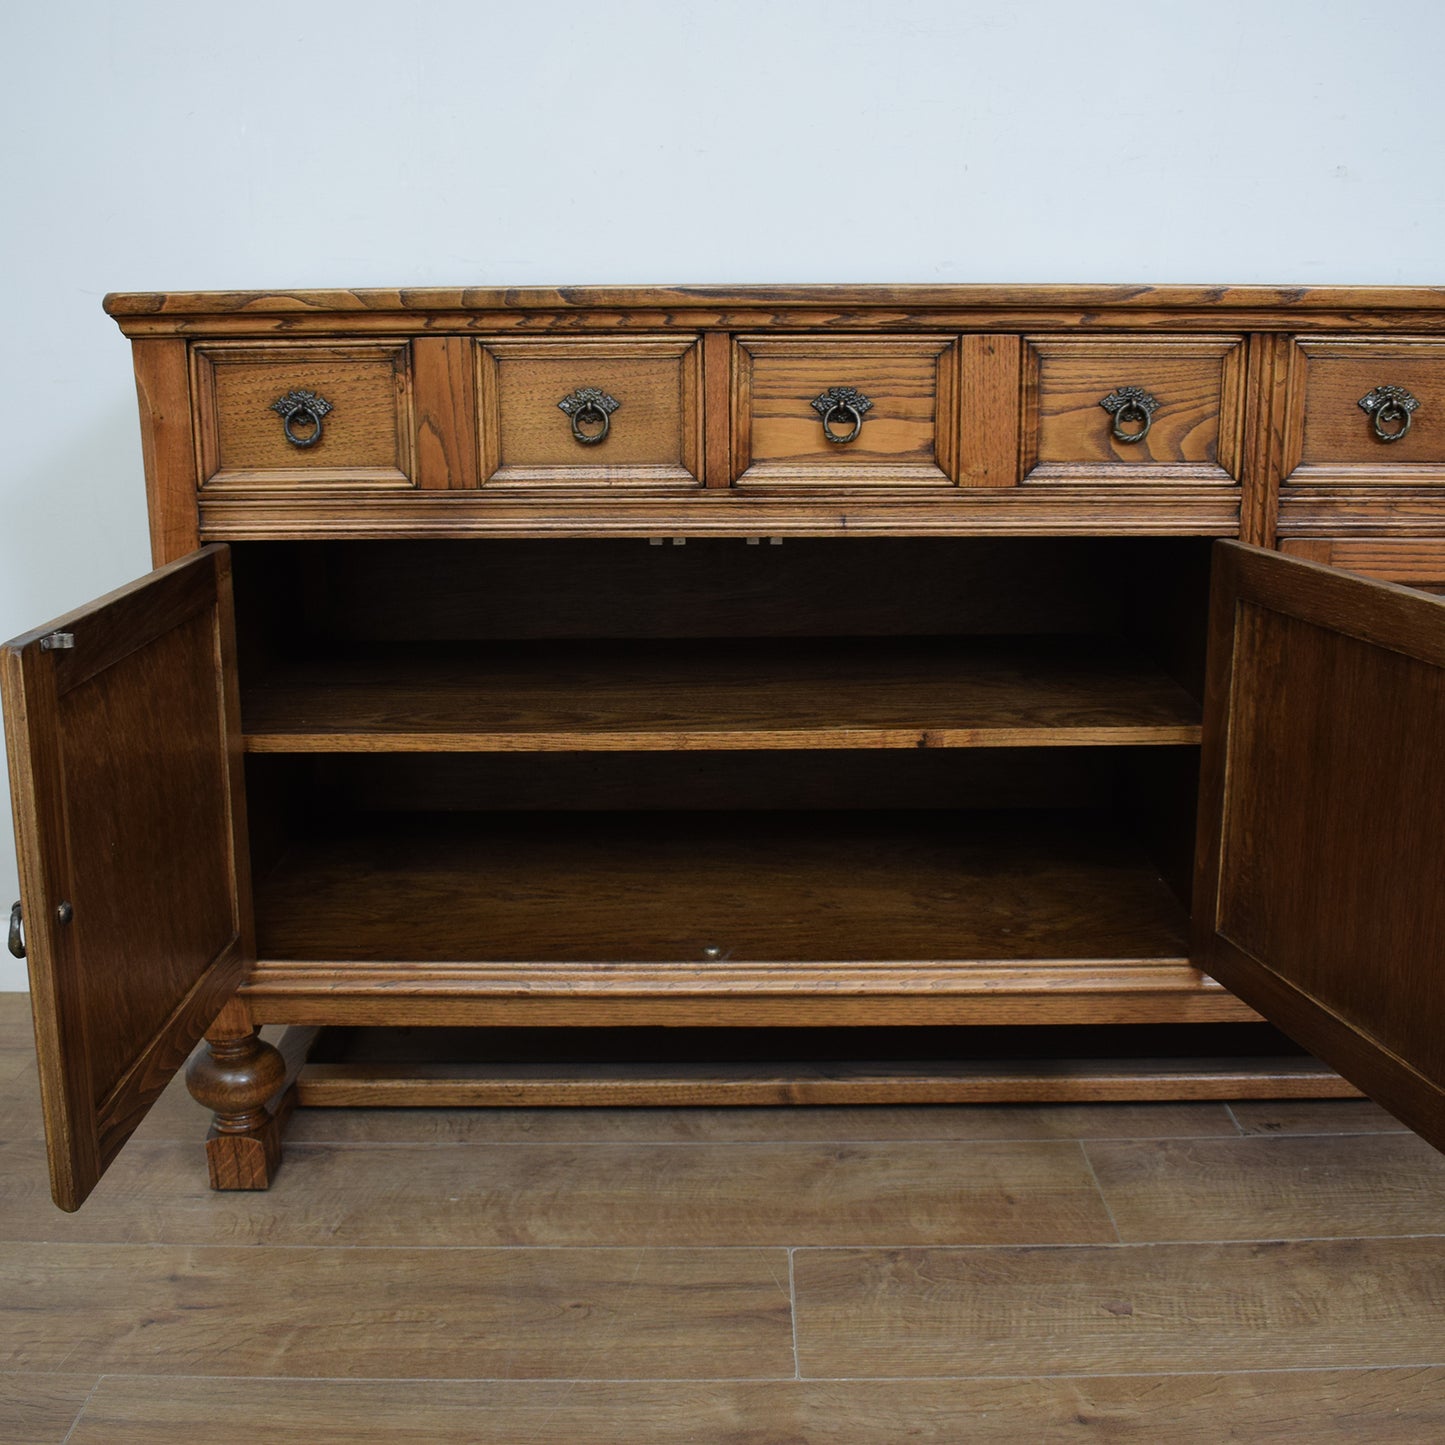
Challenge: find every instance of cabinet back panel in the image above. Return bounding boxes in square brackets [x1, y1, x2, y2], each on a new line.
[231, 538, 1212, 647]
[277, 747, 1124, 816]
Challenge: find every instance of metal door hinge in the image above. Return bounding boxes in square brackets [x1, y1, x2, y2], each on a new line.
[39, 632, 74, 652]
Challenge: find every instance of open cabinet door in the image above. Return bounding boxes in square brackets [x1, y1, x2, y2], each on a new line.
[1, 546, 251, 1210]
[1196, 541, 1445, 1150]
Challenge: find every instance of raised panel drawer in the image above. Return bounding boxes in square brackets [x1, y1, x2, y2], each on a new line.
[1022, 336, 1245, 483]
[1291, 338, 1445, 484]
[192, 341, 414, 490]
[477, 337, 702, 487]
[733, 336, 957, 485]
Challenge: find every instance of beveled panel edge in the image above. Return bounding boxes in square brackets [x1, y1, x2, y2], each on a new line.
[196, 489, 1244, 540]
[191, 338, 416, 489]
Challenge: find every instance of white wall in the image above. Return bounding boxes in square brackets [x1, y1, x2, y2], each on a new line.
[1, 0, 1442, 988]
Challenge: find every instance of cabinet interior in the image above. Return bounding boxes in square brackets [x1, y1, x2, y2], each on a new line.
[232, 537, 1214, 968]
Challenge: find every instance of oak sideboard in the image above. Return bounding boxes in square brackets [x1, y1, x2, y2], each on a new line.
[5, 285, 1445, 1210]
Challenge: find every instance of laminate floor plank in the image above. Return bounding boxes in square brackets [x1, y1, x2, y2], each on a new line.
[0, 1373, 96, 1445]
[0, 1137, 1115, 1247]
[0, 993, 32, 1048]
[1231, 1098, 1410, 1135]
[793, 1238, 1445, 1377]
[63, 1369, 1445, 1445]
[0, 1244, 792, 1380]
[1087, 1134, 1445, 1242]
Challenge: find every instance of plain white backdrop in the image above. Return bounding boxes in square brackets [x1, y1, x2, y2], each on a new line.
[1, 0, 1442, 988]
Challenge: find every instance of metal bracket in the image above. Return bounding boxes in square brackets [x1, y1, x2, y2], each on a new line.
[39, 632, 74, 652]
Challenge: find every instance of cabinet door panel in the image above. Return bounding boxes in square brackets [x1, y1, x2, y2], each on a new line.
[1, 546, 250, 1210]
[1196, 542, 1445, 1150]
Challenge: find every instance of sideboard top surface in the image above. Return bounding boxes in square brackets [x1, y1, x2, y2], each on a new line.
[103, 284, 1445, 337]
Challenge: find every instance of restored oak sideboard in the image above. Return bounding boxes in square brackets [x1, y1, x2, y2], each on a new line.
[6, 285, 1445, 1209]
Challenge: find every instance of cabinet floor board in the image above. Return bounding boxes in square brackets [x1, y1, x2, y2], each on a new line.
[254, 809, 1192, 966]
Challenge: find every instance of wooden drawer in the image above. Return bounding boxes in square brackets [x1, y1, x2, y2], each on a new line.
[1290, 338, 1445, 484]
[477, 337, 702, 487]
[733, 337, 957, 485]
[1021, 336, 1245, 483]
[192, 341, 414, 490]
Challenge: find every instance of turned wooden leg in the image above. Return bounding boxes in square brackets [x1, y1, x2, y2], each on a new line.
[186, 1000, 291, 1190]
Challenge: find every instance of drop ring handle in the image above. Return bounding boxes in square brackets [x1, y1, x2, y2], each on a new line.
[558, 387, 621, 446]
[1099, 386, 1160, 445]
[1359, 384, 1419, 443]
[270, 389, 333, 449]
[8, 902, 24, 959]
[811, 386, 873, 445]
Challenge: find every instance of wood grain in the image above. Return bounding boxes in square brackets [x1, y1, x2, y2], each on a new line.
[1087, 1134, 1445, 1241]
[411, 337, 478, 490]
[62, 1370, 1445, 1445]
[240, 636, 1204, 752]
[1196, 543, 1445, 1150]
[0, 1243, 793, 1378]
[1230, 1098, 1409, 1135]
[734, 336, 956, 484]
[192, 341, 414, 489]
[1293, 337, 1445, 483]
[293, 1056, 1352, 1109]
[0, 548, 249, 1210]
[793, 1237, 1445, 1376]
[1022, 336, 1245, 482]
[1279, 535, 1445, 588]
[958, 333, 1022, 485]
[477, 336, 702, 486]
[0, 1373, 94, 1445]
[283, 1098, 1246, 1145]
[0, 1135, 1115, 1247]
[130, 337, 199, 565]
[100, 281, 1445, 321]
[254, 809, 1191, 966]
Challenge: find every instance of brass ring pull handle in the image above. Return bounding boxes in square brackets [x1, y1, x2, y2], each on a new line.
[8, 902, 24, 960]
[1358, 384, 1419, 443]
[1099, 386, 1160, 444]
[811, 386, 873, 444]
[558, 387, 621, 446]
[270, 389, 333, 448]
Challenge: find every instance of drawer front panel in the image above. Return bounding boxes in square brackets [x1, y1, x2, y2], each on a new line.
[478, 337, 702, 486]
[1022, 336, 1245, 483]
[1293, 339, 1445, 483]
[193, 341, 414, 489]
[734, 337, 956, 485]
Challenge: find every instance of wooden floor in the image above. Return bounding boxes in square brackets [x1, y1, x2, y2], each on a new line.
[2, 995, 1444, 1442]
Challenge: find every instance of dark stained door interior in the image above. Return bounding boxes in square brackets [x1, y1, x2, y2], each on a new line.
[1, 546, 250, 1209]
[1196, 541, 1445, 1151]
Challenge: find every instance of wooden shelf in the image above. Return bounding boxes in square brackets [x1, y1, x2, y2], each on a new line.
[253, 809, 1192, 968]
[241, 637, 1203, 753]
[288, 1022, 1358, 1106]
